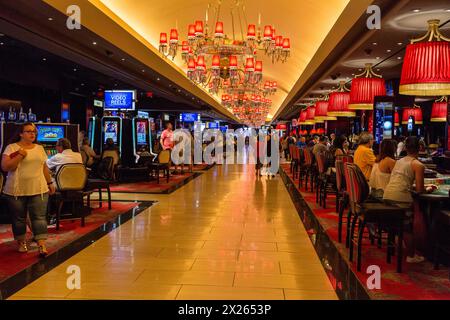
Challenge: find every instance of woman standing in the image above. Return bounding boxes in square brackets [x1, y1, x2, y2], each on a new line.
[1, 122, 56, 257]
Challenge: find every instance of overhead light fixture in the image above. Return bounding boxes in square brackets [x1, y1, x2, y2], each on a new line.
[73, 68, 77, 71]
[121, 58, 125, 61]
[400, 19, 450, 96]
[349, 63, 386, 110]
[92, 41, 97, 45]
[397, 56, 402, 59]
[314, 96, 337, 121]
[430, 96, 448, 122]
[372, 42, 377, 45]
[386, 49, 392, 53]
[402, 105, 423, 124]
[157, 78, 160, 81]
[42, 58, 47, 61]
[413, 9, 421, 13]
[397, 42, 403, 46]
[48, 17, 53, 21]
[327, 81, 356, 117]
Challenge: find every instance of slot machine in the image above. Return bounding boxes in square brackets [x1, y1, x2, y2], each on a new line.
[101, 116, 122, 154]
[35, 124, 66, 158]
[87, 116, 101, 153]
[133, 117, 156, 162]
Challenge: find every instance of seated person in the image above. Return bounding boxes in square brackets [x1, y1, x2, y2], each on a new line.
[80, 137, 100, 167]
[383, 136, 425, 263]
[354, 132, 376, 181]
[312, 136, 327, 156]
[46, 138, 82, 174]
[369, 139, 396, 199]
[296, 136, 306, 148]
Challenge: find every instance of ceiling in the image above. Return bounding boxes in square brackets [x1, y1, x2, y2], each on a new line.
[279, 0, 450, 120]
[92, 0, 352, 120]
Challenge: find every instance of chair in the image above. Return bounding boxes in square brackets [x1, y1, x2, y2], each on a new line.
[53, 163, 93, 230]
[102, 149, 120, 181]
[291, 147, 300, 180]
[80, 149, 89, 167]
[149, 150, 171, 183]
[315, 151, 336, 208]
[303, 148, 316, 192]
[85, 156, 114, 210]
[346, 163, 406, 272]
[433, 210, 450, 280]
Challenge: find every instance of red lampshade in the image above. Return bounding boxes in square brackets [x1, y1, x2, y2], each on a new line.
[181, 41, 189, 53]
[194, 21, 204, 35]
[431, 98, 448, 122]
[298, 109, 307, 124]
[271, 28, 276, 40]
[400, 20, 450, 96]
[310, 129, 317, 135]
[196, 56, 206, 71]
[169, 29, 178, 42]
[275, 36, 283, 48]
[282, 38, 291, 50]
[215, 22, 224, 37]
[402, 106, 423, 125]
[255, 61, 263, 73]
[211, 55, 220, 69]
[187, 58, 196, 71]
[349, 64, 386, 110]
[245, 57, 255, 72]
[315, 100, 337, 121]
[305, 107, 316, 125]
[263, 25, 272, 39]
[328, 82, 356, 117]
[188, 24, 196, 38]
[247, 24, 256, 39]
[394, 111, 400, 126]
[272, 81, 277, 88]
[229, 55, 238, 69]
[159, 32, 167, 44]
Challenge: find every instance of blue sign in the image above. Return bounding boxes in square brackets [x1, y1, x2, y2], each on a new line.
[104, 90, 135, 110]
[36, 125, 65, 142]
[180, 113, 200, 122]
[208, 122, 219, 129]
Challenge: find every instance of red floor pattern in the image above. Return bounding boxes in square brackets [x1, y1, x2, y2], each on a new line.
[281, 163, 450, 300]
[0, 201, 139, 282]
[110, 164, 210, 194]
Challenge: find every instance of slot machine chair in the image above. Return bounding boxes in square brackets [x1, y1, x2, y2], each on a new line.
[53, 163, 93, 230]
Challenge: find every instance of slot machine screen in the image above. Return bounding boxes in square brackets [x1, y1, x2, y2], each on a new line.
[36, 125, 65, 143]
[104, 121, 119, 144]
[136, 121, 148, 145]
[374, 101, 393, 144]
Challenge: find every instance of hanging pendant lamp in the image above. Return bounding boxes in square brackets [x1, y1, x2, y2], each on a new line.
[349, 63, 386, 110]
[314, 96, 337, 121]
[400, 20, 450, 96]
[430, 96, 448, 122]
[328, 81, 356, 117]
[394, 111, 400, 126]
[298, 109, 307, 125]
[402, 105, 423, 125]
[304, 106, 317, 125]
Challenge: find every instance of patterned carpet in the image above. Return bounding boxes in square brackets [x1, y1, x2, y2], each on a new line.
[281, 163, 450, 300]
[0, 201, 139, 282]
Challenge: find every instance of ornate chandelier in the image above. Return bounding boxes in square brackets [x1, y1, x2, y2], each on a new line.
[158, 0, 291, 124]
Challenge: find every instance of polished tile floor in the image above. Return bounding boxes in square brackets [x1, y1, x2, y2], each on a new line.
[9, 164, 337, 300]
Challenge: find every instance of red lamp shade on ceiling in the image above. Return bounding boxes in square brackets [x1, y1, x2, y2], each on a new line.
[255, 61, 263, 73]
[196, 56, 206, 71]
[305, 106, 316, 125]
[245, 57, 255, 72]
[314, 100, 337, 121]
[215, 22, 224, 37]
[430, 97, 448, 122]
[169, 29, 178, 42]
[211, 55, 220, 69]
[310, 129, 317, 135]
[247, 24, 256, 39]
[264, 25, 273, 39]
[229, 55, 238, 69]
[181, 41, 189, 53]
[282, 38, 291, 50]
[275, 36, 283, 48]
[188, 24, 196, 38]
[394, 111, 400, 126]
[400, 20, 450, 96]
[159, 33, 167, 44]
[402, 106, 423, 125]
[187, 58, 196, 71]
[349, 64, 386, 110]
[327, 81, 356, 117]
[194, 20, 204, 35]
[298, 109, 307, 124]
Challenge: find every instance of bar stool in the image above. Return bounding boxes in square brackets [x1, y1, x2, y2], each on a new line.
[346, 163, 406, 272]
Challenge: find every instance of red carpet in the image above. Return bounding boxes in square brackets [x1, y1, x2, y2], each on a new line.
[110, 164, 211, 194]
[0, 201, 139, 282]
[281, 163, 450, 300]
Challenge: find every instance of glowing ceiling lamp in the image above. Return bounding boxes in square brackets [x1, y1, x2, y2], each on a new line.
[348, 64, 386, 110]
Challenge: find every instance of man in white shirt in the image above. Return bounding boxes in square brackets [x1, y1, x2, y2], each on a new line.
[47, 138, 82, 173]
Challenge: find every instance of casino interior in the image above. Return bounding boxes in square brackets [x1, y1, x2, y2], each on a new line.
[0, 0, 449, 301]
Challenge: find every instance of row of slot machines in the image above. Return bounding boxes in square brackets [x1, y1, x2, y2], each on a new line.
[87, 116, 156, 167]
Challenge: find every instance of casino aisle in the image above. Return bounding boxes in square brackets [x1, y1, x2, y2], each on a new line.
[8, 164, 336, 300]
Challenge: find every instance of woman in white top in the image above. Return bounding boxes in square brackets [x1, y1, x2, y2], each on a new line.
[383, 136, 425, 263]
[369, 139, 396, 199]
[1, 122, 56, 257]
